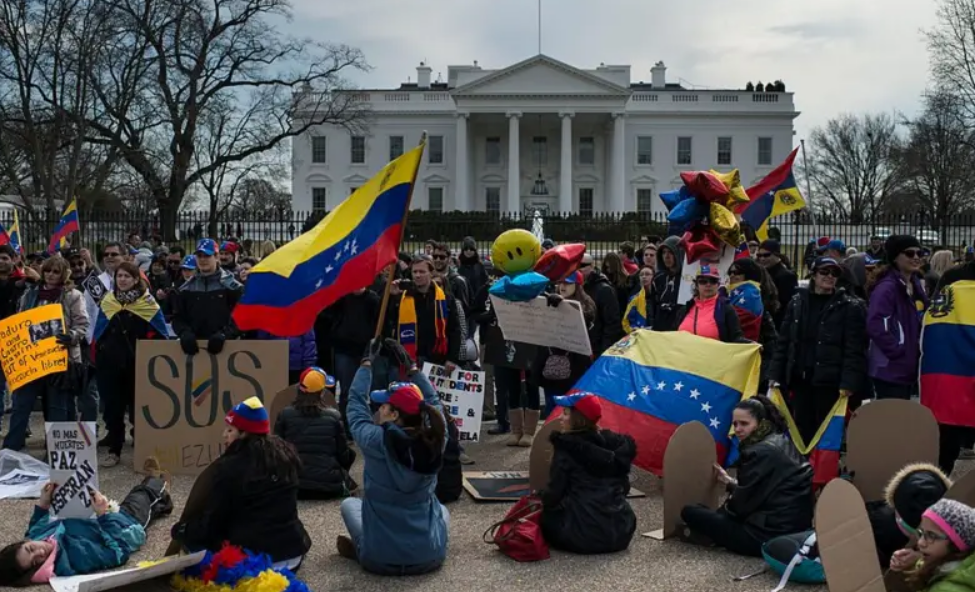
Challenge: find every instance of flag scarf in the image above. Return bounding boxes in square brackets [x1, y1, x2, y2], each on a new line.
[622, 289, 648, 334]
[921, 280, 975, 427]
[92, 291, 170, 342]
[567, 330, 761, 475]
[728, 281, 763, 342]
[398, 284, 448, 362]
[232, 143, 425, 336]
[735, 148, 805, 241]
[47, 198, 80, 253]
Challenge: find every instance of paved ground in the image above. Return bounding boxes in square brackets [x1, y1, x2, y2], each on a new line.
[3, 415, 838, 591]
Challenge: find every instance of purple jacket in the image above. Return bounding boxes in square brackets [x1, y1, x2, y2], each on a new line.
[866, 270, 928, 385]
[255, 329, 317, 371]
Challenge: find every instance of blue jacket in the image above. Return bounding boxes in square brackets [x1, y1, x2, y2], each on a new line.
[254, 329, 317, 371]
[867, 269, 928, 385]
[347, 365, 448, 568]
[25, 506, 146, 576]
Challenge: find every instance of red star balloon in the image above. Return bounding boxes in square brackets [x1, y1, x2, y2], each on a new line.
[533, 243, 586, 283]
[680, 225, 722, 263]
[680, 170, 730, 203]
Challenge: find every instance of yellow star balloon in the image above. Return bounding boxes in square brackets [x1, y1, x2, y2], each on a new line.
[710, 202, 744, 247]
[709, 169, 749, 208]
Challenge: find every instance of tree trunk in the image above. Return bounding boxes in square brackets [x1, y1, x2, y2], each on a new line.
[158, 200, 178, 242]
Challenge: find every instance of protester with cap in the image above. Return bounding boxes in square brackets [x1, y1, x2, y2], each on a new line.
[170, 238, 244, 356]
[171, 396, 311, 568]
[866, 235, 929, 401]
[539, 392, 637, 554]
[335, 337, 449, 575]
[769, 256, 867, 443]
[901, 499, 975, 591]
[219, 241, 240, 277]
[757, 239, 797, 326]
[176, 255, 196, 287]
[674, 265, 745, 343]
[880, 463, 952, 572]
[274, 367, 357, 499]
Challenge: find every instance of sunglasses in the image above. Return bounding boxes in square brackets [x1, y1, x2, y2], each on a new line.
[696, 277, 719, 285]
[816, 268, 842, 278]
[728, 268, 742, 275]
[432, 254, 448, 260]
[756, 252, 772, 259]
[901, 249, 923, 259]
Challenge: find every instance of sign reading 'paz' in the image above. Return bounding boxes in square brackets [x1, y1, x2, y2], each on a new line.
[134, 340, 288, 476]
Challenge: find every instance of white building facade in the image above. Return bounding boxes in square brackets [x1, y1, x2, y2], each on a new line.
[291, 55, 799, 216]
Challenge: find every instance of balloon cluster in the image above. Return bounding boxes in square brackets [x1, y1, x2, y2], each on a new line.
[661, 169, 752, 263]
[488, 229, 586, 301]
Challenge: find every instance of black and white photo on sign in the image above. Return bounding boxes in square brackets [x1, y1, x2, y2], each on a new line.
[82, 272, 106, 302]
[29, 319, 64, 344]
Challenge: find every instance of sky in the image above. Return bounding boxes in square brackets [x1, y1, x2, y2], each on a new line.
[287, 0, 939, 143]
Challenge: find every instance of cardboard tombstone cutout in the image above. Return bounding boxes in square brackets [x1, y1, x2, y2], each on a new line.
[644, 421, 718, 541]
[165, 463, 218, 556]
[528, 420, 560, 492]
[815, 478, 886, 592]
[945, 469, 975, 506]
[846, 399, 939, 501]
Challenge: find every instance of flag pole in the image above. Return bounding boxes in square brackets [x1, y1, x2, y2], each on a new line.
[374, 131, 428, 339]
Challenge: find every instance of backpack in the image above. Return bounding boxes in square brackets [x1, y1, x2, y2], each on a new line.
[762, 531, 825, 589]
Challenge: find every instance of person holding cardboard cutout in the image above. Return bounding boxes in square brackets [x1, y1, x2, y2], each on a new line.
[900, 499, 975, 591]
[539, 393, 637, 554]
[682, 396, 813, 557]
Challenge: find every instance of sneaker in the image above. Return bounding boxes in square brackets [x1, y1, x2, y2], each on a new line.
[336, 535, 357, 560]
[100, 454, 121, 468]
[960, 449, 975, 460]
[459, 452, 475, 465]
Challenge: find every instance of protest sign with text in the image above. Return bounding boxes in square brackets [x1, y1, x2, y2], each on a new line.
[45, 422, 98, 519]
[0, 304, 68, 391]
[422, 363, 485, 442]
[490, 295, 592, 356]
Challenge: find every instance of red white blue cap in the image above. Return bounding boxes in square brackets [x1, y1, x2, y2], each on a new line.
[553, 392, 602, 422]
[697, 264, 720, 279]
[371, 382, 424, 415]
[563, 271, 583, 284]
[225, 397, 269, 434]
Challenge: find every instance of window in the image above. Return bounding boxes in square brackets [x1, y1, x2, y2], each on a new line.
[485, 187, 501, 213]
[350, 136, 365, 164]
[311, 136, 327, 164]
[428, 135, 444, 164]
[485, 137, 502, 165]
[389, 136, 404, 161]
[427, 187, 443, 212]
[578, 136, 595, 165]
[758, 137, 773, 166]
[637, 136, 653, 165]
[578, 187, 594, 217]
[531, 136, 548, 164]
[717, 137, 732, 166]
[312, 187, 327, 212]
[349, 187, 359, 195]
[677, 137, 692, 165]
[637, 189, 655, 214]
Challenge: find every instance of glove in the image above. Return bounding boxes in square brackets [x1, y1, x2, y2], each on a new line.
[546, 293, 563, 308]
[55, 333, 73, 347]
[179, 332, 199, 355]
[384, 338, 413, 369]
[362, 337, 383, 364]
[207, 333, 226, 355]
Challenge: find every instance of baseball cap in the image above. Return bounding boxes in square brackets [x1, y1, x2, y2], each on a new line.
[553, 392, 602, 423]
[811, 256, 841, 271]
[195, 238, 218, 256]
[818, 239, 846, 253]
[563, 270, 583, 284]
[696, 264, 721, 279]
[221, 241, 239, 254]
[370, 382, 424, 415]
[299, 366, 336, 393]
[180, 255, 197, 270]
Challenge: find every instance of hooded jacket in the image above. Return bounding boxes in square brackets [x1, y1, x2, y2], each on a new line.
[457, 237, 489, 313]
[540, 429, 638, 554]
[170, 268, 243, 340]
[922, 552, 975, 592]
[650, 236, 684, 331]
[766, 260, 798, 327]
[583, 271, 624, 355]
[867, 269, 929, 385]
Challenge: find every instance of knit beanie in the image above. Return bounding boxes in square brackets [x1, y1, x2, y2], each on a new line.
[225, 397, 270, 435]
[923, 499, 975, 552]
[884, 463, 952, 529]
[885, 235, 921, 264]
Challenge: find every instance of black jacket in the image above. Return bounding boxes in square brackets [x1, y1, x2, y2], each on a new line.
[457, 254, 489, 312]
[769, 287, 868, 392]
[725, 432, 814, 540]
[326, 290, 381, 356]
[95, 309, 163, 369]
[0, 276, 25, 321]
[274, 406, 355, 497]
[937, 261, 975, 292]
[583, 272, 624, 355]
[766, 262, 798, 328]
[540, 429, 637, 554]
[673, 296, 746, 343]
[436, 419, 462, 504]
[170, 269, 243, 340]
[383, 286, 462, 366]
[650, 236, 684, 330]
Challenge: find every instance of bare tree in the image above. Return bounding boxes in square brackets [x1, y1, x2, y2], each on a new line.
[927, 0, 975, 123]
[806, 113, 906, 224]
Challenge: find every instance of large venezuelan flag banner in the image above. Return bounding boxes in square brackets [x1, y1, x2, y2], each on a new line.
[568, 330, 761, 475]
[735, 147, 805, 241]
[921, 280, 975, 427]
[233, 143, 425, 337]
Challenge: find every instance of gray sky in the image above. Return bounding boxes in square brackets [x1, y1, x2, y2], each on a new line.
[289, 0, 936, 143]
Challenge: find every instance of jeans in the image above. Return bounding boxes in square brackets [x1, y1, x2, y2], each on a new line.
[3, 377, 74, 451]
[120, 476, 173, 528]
[873, 378, 915, 400]
[340, 497, 449, 576]
[334, 353, 361, 436]
[681, 504, 764, 557]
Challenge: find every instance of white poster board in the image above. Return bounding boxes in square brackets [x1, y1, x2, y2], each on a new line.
[49, 550, 206, 592]
[45, 422, 98, 519]
[0, 469, 47, 498]
[422, 363, 485, 443]
[677, 243, 737, 303]
[490, 295, 592, 356]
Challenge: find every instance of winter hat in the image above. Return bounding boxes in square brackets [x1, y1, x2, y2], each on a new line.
[541, 238, 556, 250]
[462, 236, 477, 251]
[884, 463, 952, 529]
[923, 499, 975, 552]
[371, 382, 424, 415]
[225, 397, 270, 435]
[553, 392, 602, 423]
[299, 366, 335, 393]
[759, 239, 781, 255]
[729, 257, 763, 283]
[885, 235, 922, 263]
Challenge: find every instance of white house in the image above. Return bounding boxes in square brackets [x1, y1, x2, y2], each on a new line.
[291, 54, 799, 215]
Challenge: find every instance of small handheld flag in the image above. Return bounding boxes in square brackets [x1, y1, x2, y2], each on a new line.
[48, 198, 80, 253]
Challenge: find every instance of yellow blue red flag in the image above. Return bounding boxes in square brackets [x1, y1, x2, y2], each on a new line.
[735, 147, 805, 241]
[48, 198, 80, 253]
[921, 280, 975, 426]
[622, 289, 648, 334]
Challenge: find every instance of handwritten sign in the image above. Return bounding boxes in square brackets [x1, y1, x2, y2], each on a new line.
[490, 295, 592, 356]
[134, 340, 288, 476]
[677, 244, 735, 303]
[422, 363, 485, 442]
[0, 304, 68, 391]
[45, 422, 98, 519]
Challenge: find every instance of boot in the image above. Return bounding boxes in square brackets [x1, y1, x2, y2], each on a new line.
[506, 409, 524, 446]
[519, 410, 540, 447]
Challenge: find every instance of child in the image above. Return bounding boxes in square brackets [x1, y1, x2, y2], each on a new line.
[171, 397, 312, 569]
[274, 367, 357, 499]
[436, 406, 462, 504]
[902, 498, 975, 591]
[0, 458, 173, 586]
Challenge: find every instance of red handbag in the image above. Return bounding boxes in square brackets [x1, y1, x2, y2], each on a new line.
[482, 495, 550, 562]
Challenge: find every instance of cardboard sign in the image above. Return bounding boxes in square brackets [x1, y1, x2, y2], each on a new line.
[422, 363, 485, 442]
[846, 399, 939, 501]
[677, 244, 736, 303]
[0, 304, 68, 391]
[528, 420, 561, 492]
[134, 340, 288, 476]
[50, 550, 205, 592]
[463, 471, 532, 501]
[946, 469, 975, 506]
[816, 478, 886, 592]
[45, 422, 98, 519]
[644, 421, 719, 540]
[481, 325, 535, 369]
[491, 295, 592, 356]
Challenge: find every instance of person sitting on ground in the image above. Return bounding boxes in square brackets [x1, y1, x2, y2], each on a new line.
[540, 393, 637, 554]
[882, 463, 952, 573]
[900, 499, 975, 591]
[336, 338, 449, 576]
[436, 406, 463, 504]
[170, 397, 311, 570]
[274, 367, 357, 499]
[681, 396, 814, 557]
[0, 458, 173, 586]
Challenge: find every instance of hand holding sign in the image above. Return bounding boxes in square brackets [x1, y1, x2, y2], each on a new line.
[90, 487, 110, 516]
[38, 482, 57, 510]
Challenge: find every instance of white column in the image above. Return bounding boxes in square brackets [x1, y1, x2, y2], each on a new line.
[611, 112, 626, 212]
[454, 113, 469, 211]
[507, 112, 521, 214]
[559, 112, 573, 215]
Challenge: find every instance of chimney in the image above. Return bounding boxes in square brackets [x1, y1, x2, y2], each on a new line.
[651, 61, 666, 88]
[417, 61, 432, 88]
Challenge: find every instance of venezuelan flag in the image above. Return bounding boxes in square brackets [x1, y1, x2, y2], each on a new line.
[921, 280, 975, 427]
[10, 209, 23, 254]
[622, 289, 648, 334]
[0, 221, 13, 251]
[233, 143, 425, 336]
[47, 198, 80, 253]
[734, 241, 750, 261]
[735, 147, 805, 241]
[566, 330, 761, 475]
[728, 280, 763, 342]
